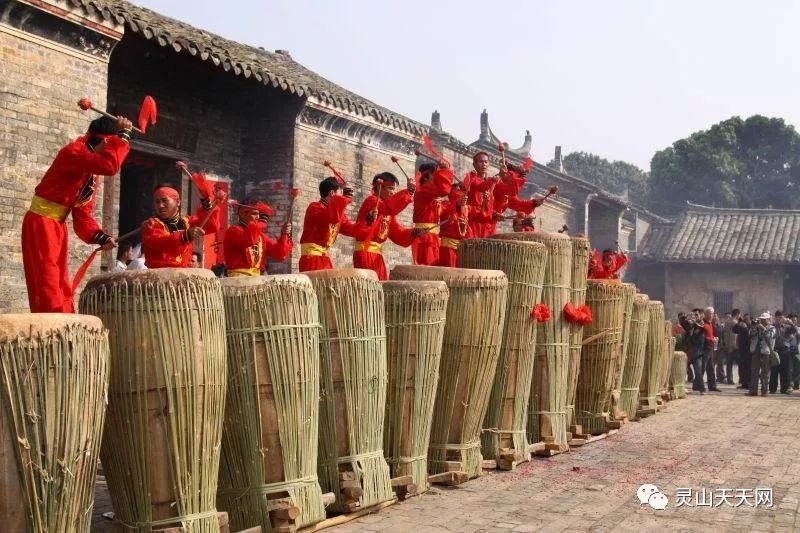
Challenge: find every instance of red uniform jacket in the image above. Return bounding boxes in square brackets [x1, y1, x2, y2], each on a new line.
[33, 134, 130, 243]
[411, 168, 454, 265]
[224, 221, 293, 276]
[463, 171, 498, 237]
[587, 252, 630, 279]
[299, 195, 367, 271]
[142, 205, 219, 268]
[353, 191, 414, 280]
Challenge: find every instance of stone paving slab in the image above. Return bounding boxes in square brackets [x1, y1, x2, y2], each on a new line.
[90, 383, 800, 532]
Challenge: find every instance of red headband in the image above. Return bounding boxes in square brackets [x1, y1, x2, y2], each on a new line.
[154, 186, 180, 200]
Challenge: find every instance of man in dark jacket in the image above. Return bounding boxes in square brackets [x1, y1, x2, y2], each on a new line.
[732, 312, 752, 388]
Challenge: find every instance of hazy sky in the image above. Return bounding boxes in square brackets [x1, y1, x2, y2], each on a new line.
[133, 0, 800, 169]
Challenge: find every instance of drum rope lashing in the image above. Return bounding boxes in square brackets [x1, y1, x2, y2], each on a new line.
[114, 509, 219, 529]
[225, 322, 321, 335]
[217, 474, 320, 501]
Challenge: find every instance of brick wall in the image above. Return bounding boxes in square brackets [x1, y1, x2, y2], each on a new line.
[0, 20, 112, 312]
[663, 263, 784, 319]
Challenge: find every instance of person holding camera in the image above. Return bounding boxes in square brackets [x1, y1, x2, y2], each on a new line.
[748, 312, 776, 396]
[770, 311, 797, 394]
[732, 311, 753, 388]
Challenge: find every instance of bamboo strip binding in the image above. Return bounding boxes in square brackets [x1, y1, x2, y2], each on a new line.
[79, 269, 228, 533]
[458, 238, 547, 466]
[609, 283, 637, 420]
[640, 300, 666, 411]
[305, 269, 394, 513]
[489, 232, 573, 447]
[574, 280, 625, 435]
[619, 294, 650, 421]
[390, 265, 508, 479]
[217, 275, 326, 531]
[0, 314, 109, 533]
[671, 351, 688, 399]
[567, 236, 590, 428]
[382, 280, 448, 493]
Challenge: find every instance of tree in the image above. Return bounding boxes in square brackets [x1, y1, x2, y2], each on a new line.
[649, 115, 800, 214]
[547, 151, 650, 201]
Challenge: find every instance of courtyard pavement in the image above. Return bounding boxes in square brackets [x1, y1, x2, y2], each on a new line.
[91, 381, 800, 532]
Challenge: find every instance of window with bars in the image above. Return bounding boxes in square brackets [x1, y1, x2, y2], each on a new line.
[713, 291, 734, 314]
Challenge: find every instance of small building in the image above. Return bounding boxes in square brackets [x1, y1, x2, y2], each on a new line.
[629, 203, 800, 318]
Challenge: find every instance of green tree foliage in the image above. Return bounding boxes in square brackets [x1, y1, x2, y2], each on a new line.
[547, 151, 650, 202]
[649, 115, 800, 213]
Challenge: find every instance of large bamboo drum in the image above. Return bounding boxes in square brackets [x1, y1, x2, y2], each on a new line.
[619, 294, 650, 421]
[458, 238, 547, 466]
[610, 283, 637, 419]
[640, 300, 666, 411]
[489, 232, 572, 448]
[391, 265, 507, 479]
[671, 351, 688, 399]
[305, 269, 393, 513]
[567, 236, 591, 431]
[0, 314, 108, 533]
[659, 321, 676, 400]
[382, 280, 448, 493]
[574, 280, 625, 435]
[80, 269, 227, 531]
[217, 275, 325, 531]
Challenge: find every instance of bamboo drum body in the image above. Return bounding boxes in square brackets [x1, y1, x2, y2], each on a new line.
[458, 238, 547, 464]
[390, 265, 508, 479]
[382, 280, 448, 493]
[619, 294, 650, 421]
[0, 314, 108, 533]
[610, 283, 637, 420]
[574, 280, 625, 435]
[489, 232, 572, 447]
[566, 236, 590, 429]
[217, 275, 325, 531]
[79, 269, 227, 532]
[640, 301, 666, 411]
[671, 352, 688, 399]
[305, 269, 393, 513]
[660, 321, 676, 397]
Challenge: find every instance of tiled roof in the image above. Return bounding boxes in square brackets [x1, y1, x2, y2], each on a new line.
[67, 0, 427, 135]
[635, 221, 675, 259]
[643, 203, 800, 264]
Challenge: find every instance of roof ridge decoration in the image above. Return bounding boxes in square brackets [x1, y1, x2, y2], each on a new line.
[686, 200, 800, 215]
[66, 0, 427, 136]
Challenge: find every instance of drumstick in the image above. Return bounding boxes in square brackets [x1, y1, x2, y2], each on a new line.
[390, 156, 411, 185]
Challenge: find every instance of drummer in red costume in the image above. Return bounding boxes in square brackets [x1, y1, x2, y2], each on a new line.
[299, 176, 365, 272]
[353, 172, 420, 280]
[223, 198, 293, 276]
[411, 163, 454, 265]
[22, 115, 132, 313]
[463, 151, 499, 238]
[489, 162, 544, 235]
[587, 248, 630, 280]
[141, 183, 220, 268]
[436, 185, 494, 267]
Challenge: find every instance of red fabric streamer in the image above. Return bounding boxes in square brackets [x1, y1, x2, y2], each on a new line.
[71, 248, 101, 293]
[563, 302, 584, 324]
[291, 188, 300, 198]
[532, 303, 551, 323]
[253, 201, 275, 216]
[578, 304, 593, 325]
[190, 172, 215, 199]
[523, 157, 534, 172]
[138, 95, 158, 133]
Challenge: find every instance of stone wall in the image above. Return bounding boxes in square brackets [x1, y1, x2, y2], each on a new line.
[663, 263, 784, 319]
[0, 1, 120, 311]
